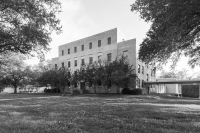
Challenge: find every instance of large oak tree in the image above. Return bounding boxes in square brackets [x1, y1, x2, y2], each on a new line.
[131, 0, 200, 68]
[0, 0, 61, 58]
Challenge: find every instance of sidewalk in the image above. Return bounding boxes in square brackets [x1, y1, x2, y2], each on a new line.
[0, 96, 62, 101]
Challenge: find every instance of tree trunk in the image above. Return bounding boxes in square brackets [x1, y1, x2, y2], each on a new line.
[63, 86, 65, 93]
[70, 85, 73, 94]
[14, 86, 17, 93]
[93, 85, 96, 94]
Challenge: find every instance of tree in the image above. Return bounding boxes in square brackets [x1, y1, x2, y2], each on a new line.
[84, 63, 98, 93]
[101, 61, 114, 93]
[192, 72, 200, 80]
[111, 56, 136, 93]
[159, 68, 194, 80]
[57, 67, 70, 92]
[1, 68, 27, 93]
[176, 68, 191, 80]
[159, 70, 177, 79]
[0, 0, 61, 58]
[131, 0, 200, 68]
[37, 68, 59, 90]
[0, 58, 34, 93]
[37, 66, 72, 92]
[90, 57, 137, 94]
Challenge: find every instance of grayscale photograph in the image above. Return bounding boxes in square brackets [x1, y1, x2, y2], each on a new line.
[0, 0, 200, 132]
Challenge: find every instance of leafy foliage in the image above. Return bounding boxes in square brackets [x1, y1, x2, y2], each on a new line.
[159, 68, 194, 80]
[111, 57, 136, 90]
[37, 66, 71, 92]
[0, 0, 61, 58]
[37, 57, 136, 93]
[0, 54, 34, 93]
[37, 68, 58, 87]
[131, 0, 200, 68]
[159, 71, 177, 79]
[57, 67, 71, 91]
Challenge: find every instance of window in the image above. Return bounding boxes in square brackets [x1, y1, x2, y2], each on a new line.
[68, 82, 71, 86]
[124, 64, 128, 71]
[74, 60, 77, 67]
[81, 45, 84, 51]
[89, 82, 92, 87]
[138, 65, 140, 73]
[74, 71, 77, 77]
[81, 59, 85, 65]
[68, 48, 70, 54]
[146, 74, 149, 81]
[74, 71, 78, 87]
[89, 42, 92, 49]
[151, 68, 156, 77]
[138, 78, 140, 88]
[107, 53, 112, 61]
[74, 47, 77, 53]
[153, 68, 156, 77]
[68, 72, 71, 78]
[62, 50, 64, 56]
[98, 55, 102, 63]
[68, 61, 71, 68]
[123, 50, 128, 58]
[108, 37, 111, 44]
[55, 64, 57, 69]
[74, 82, 77, 88]
[82, 69, 85, 73]
[98, 80, 101, 86]
[62, 62, 64, 68]
[98, 40, 101, 47]
[142, 80, 144, 87]
[142, 66, 144, 74]
[89, 57, 93, 64]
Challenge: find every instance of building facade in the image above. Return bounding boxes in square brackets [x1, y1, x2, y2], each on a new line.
[52, 28, 156, 91]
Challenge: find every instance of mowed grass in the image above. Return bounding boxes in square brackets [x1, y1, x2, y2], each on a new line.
[0, 94, 200, 133]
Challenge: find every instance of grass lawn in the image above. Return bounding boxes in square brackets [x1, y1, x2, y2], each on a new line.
[0, 93, 200, 133]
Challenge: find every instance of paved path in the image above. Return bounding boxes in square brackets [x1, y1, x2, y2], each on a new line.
[0, 96, 62, 101]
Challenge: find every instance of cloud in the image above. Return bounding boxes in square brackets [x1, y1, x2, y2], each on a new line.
[45, 0, 98, 61]
[27, 0, 89, 64]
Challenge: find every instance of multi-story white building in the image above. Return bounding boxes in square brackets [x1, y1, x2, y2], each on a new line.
[52, 28, 156, 90]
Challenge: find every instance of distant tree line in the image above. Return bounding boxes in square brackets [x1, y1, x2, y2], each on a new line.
[159, 68, 200, 80]
[0, 55, 136, 94]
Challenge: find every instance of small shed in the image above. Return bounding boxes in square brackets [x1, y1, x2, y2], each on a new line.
[144, 80, 200, 98]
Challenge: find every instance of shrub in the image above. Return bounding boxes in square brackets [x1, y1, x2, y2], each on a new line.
[132, 88, 143, 95]
[82, 89, 90, 94]
[44, 88, 60, 93]
[122, 88, 143, 95]
[121, 88, 131, 94]
[44, 88, 51, 93]
[72, 89, 81, 95]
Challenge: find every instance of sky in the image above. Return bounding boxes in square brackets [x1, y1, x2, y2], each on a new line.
[27, 0, 199, 76]
[28, 0, 150, 62]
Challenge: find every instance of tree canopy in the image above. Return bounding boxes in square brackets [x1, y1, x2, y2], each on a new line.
[159, 68, 195, 80]
[0, 53, 33, 93]
[131, 0, 200, 68]
[0, 0, 61, 58]
[37, 56, 137, 94]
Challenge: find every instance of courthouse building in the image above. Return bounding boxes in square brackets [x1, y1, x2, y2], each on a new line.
[52, 28, 156, 89]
